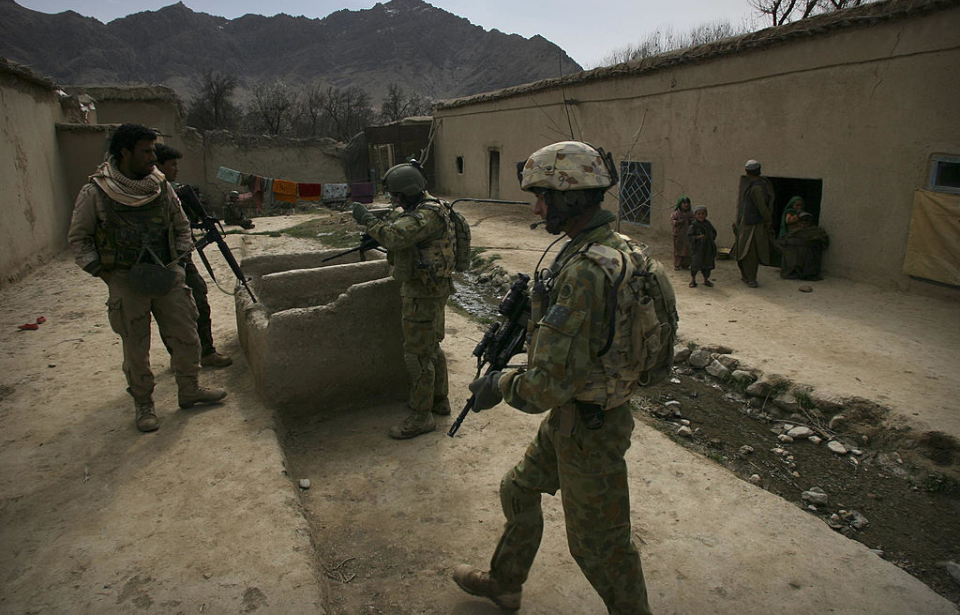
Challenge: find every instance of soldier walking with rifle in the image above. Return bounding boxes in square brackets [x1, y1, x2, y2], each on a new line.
[67, 124, 227, 433]
[351, 162, 456, 439]
[453, 142, 657, 614]
[155, 144, 232, 367]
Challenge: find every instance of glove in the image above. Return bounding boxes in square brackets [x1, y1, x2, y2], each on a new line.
[352, 202, 373, 225]
[469, 370, 503, 411]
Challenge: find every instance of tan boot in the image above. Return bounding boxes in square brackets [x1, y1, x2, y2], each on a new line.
[135, 400, 159, 433]
[452, 565, 521, 611]
[201, 351, 233, 368]
[431, 397, 451, 416]
[388, 408, 435, 439]
[177, 376, 227, 409]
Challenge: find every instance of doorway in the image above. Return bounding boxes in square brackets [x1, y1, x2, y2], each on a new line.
[488, 150, 500, 199]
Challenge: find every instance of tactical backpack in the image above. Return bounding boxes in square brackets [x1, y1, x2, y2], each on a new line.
[445, 203, 472, 272]
[582, 234, 679, 394]
[422, 198, 472, 272]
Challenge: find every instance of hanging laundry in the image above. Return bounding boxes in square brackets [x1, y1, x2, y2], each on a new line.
[273, 179, 298, 204]
[217, 166, 243, 184]
[298, 182, 323, 202]
[322, 183, 348, 203]
[262, 177, 275, 210]
[349, 181, 375, 204]
[251, 176, 265, 212]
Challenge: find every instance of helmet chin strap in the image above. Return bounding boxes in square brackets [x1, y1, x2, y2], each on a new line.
[543, 190, 601, 235]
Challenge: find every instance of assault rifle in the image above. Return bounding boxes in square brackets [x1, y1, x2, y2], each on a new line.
[176, 185, 257, 303]
[322, 206, 393, 263]
[321, 233, 385, 263]
[448, 273, 531, 437]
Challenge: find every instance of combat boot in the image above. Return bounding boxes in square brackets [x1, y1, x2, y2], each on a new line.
[135, 400, 159, 433]
[431, 396, 451, 416]
[200, 351, 233, 368]
[176, 376, 227, 409]
[388, 408, 435, 439]
[452, 565, 521, 611]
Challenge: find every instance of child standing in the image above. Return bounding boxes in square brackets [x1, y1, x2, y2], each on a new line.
[670, 196, 694, 270]
[687, 205, 717, 287]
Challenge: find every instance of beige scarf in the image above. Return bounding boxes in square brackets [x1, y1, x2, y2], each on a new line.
[91, 159, 164, 207]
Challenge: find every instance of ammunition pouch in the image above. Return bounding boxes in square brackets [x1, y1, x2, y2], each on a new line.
[128, 247, 178, 297]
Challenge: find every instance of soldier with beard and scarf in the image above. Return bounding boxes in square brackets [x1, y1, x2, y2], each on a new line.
[68, 124, 226, 433]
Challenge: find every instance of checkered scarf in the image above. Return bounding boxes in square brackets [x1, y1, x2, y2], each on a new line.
[90, 158, 164, 207]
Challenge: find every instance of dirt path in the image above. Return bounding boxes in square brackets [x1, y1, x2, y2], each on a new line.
[0, 204, 956, 613]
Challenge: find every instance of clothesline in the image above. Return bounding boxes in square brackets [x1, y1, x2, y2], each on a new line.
[216, 166, 371, 211]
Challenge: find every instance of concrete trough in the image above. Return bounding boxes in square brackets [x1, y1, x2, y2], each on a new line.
[236, 249, 408, 409]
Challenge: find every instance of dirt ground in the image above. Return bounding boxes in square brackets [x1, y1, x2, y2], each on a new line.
[0, 200, 958, 613]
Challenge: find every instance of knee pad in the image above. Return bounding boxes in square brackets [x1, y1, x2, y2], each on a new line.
[499, 472, 541, 522]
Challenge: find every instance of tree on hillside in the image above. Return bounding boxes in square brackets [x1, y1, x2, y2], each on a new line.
[186, 70, 242, 131]
[599, 19, 746, 65]
[379, 82, 433, 123]
[245, 80, 295, 136]
[322, 86, 374, 142]
[749, 0, 871, 27]
[292, 83, 328, 138]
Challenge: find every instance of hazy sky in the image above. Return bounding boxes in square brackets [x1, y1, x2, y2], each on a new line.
[16, 0, 760, 68]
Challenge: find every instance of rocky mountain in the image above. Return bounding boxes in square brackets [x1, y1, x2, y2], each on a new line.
[0, 0, 582, 103]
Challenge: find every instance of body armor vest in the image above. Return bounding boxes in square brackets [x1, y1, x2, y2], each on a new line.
[93, 184, 177, 271]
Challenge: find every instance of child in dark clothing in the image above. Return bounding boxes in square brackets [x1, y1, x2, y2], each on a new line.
[687, 205, 717, 287]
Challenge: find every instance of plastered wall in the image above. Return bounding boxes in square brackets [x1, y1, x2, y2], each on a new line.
[433, 4, 960, 288]
[0, 69, 71, 286]
[235, 251, 408, 409]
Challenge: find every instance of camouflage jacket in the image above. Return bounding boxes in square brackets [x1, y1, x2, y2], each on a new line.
[363, 192, 455, 298]
[499, 208, 631, 413]
[68, 180, 190, 275]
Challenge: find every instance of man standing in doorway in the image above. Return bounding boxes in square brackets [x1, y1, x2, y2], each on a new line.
[155, 143, 233, 368]
[351, 162, 456, 439]
[734, 159, 776, 288]
[68, 123, 227, 433]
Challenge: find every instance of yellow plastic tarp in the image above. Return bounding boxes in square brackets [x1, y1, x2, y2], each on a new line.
[902, 189, 960, 286]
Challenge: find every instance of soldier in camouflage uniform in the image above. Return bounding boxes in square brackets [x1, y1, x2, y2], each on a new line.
[352, 162, 456, 439]
[68, 124, 226, 433]
[454, 142, 653, 614]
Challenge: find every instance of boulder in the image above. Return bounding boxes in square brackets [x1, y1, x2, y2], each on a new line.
[688, 349, 712, 369]
[706, 360, 731, 379]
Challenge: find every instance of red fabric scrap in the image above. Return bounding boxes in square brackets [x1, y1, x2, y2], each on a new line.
[36, 316, 46, 324]
[18, 323, 39, 330]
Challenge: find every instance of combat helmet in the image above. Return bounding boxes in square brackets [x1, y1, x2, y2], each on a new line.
[518, 141, 616, 193]
[517, 141, 618, 234]
[383, 162, 427, 197]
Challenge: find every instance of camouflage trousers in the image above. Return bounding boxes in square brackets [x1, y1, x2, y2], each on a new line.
[490, 402, 651, 614]
[105, 268, 202, 401]
[400, 294, 448, 413]
[161, 261, 214, 355]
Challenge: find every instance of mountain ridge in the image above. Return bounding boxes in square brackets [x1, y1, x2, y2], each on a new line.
[0, 0, 583, 103]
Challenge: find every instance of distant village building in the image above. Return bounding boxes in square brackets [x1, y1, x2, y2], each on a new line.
[431, 0, 960, 289]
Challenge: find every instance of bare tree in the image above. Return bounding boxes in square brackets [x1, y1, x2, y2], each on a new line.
[246, 80, 295, 136]
[379, 82, 433, 123]
[292, 83, 328, 138]
[322, 85, 374, 142]
[749, 0, 870, 27]
[186, 70, 241, 131]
